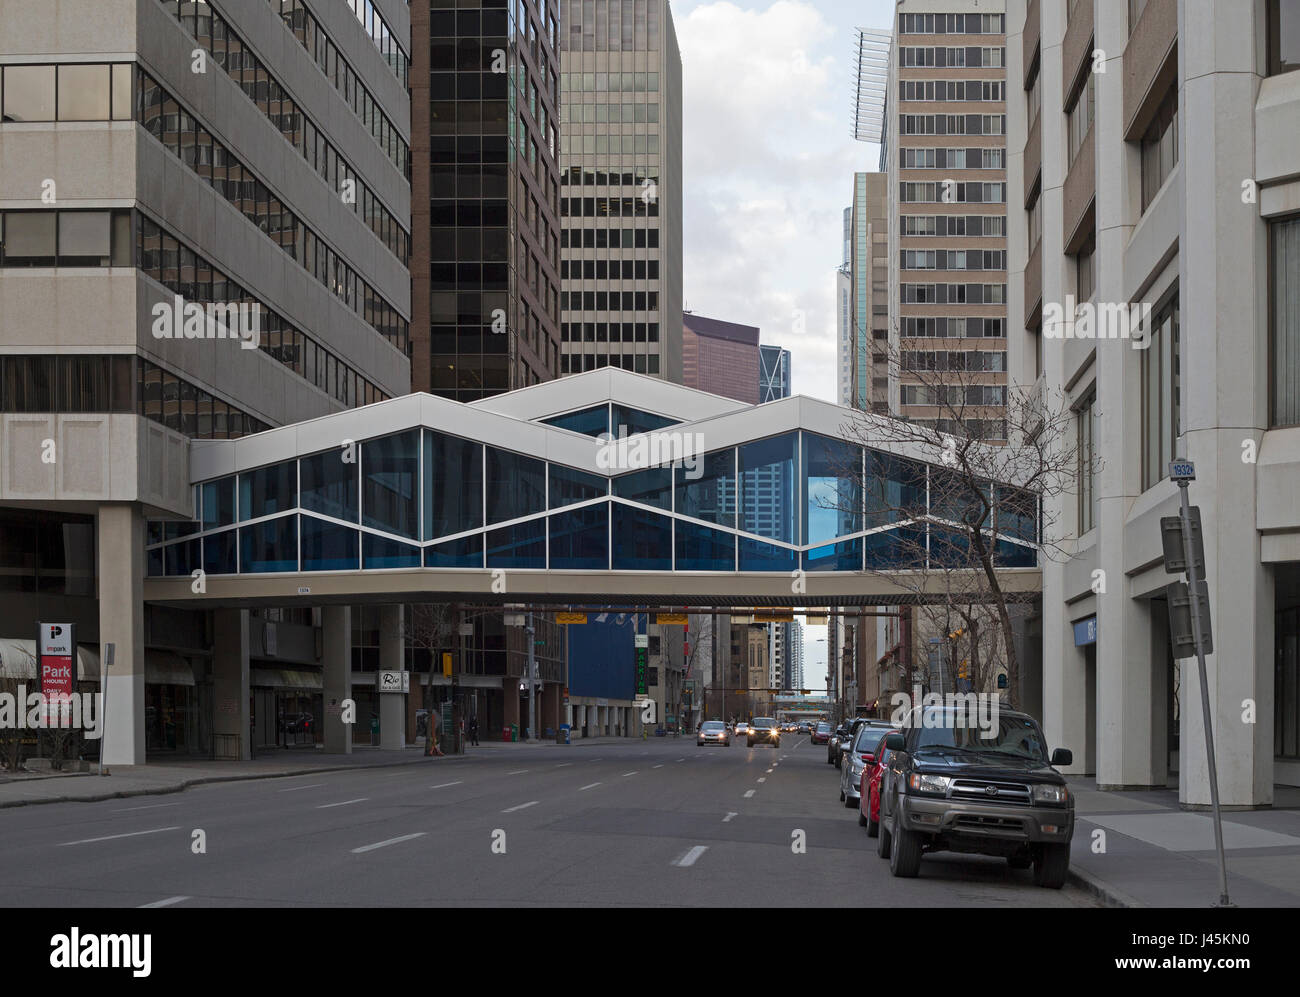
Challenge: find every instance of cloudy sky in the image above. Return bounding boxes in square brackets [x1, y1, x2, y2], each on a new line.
[673, 0, 895, 406]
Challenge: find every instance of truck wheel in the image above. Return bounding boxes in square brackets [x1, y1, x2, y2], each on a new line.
[888, 814, 922, 878]
[1033, 843, 1070, 888]
[876, 806, 892, 858]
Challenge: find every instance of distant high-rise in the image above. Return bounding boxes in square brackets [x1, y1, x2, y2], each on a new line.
[849, 173, 890, 413]
[681, 313, 759, 403]
[758, 344, 791, 403]
[837, 206, 854, 406]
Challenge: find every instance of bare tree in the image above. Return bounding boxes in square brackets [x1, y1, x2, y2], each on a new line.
[398, 603, 457, 755]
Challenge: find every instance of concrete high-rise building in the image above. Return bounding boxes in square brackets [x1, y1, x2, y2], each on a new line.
[557, 0, 683, 383]
[1005, 0, 1300, 805]
[837, 206, 855, 406]
[0, 0, 412, 763]
[681, 313, 760, 403]
[411, 0, 562, 400]
[884, 1, 1011, 439]
[849, 172, 891, 413]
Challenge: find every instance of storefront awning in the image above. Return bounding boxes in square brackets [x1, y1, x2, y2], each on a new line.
[146, 649, 195, 687]
[250, 668, 322, 691]
[0, 640, 100, 681]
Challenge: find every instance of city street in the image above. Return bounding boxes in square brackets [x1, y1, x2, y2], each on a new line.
[0, 736, 1096, 908]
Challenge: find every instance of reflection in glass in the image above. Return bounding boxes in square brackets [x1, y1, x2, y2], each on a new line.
[803, 538, 862, 573]
[610, 403, 678, 434]
[486, 518, 546, 568]
[239, 516, 297, 572]
[239, 460, 297, 521]
[424, 431, 482, 539]
[610, 504, 672, 570]
[363, 532, 422, 569]
[994, 538, 1037, 567]
[612, 466, 671, 509]
[864, 450, 928, 529]
[202, 529, 237, 575]
[994, 485, 1038, 543]
[2, 65, 55, 121]
[542, 404, 609, 437]
[738, 433, 795, 543]
[485, 447, 545, 524]
[425, 534, 484, 568]
[549, 464, 607, 508]
[301, 515, 358, 571]
[362, 430, 419, 538]
[675, 520, 735, 571]
[804, 433, 862, 545]
[301, 449, 358, 522]
[739, 537, 797, 572]
[864, 526, 927, 570]
[202, 477, 236, 530]
[57, 63, 110, 120]
[675, 450, 735, 527]
[164, 539, 201, 577]
[549, 505, 609, 569]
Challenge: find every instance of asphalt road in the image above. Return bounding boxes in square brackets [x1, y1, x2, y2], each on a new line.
[0, 735, 1099, 907]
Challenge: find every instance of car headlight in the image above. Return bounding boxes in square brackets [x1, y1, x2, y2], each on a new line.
[1033, 784, 1070, 804]
[907, 773, 952, 796]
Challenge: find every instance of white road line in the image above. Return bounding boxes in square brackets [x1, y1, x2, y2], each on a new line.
[554, 762, 573, 768]
[722, 812, 738, 823]
[673, 845, 709, 867]
[757, 777, 767, 783]
[59, 827, 181, 847]
[111, 802, 180, 813]
[676, 758, 685, 762]
[429, 781, 463, 789]
[508, 769, 529, 775]
[652, 764, 664, 769]
[502, 800, 539, 813]
[317, 798, 368, 809]
[277, 783, 326, 793]
[579, 782, 601, 791]
[351, 832, 426, 854]
[766, 769, 773, 774]
[138, 896, 189, 908]
[622, 771, 637, 777]
[744, 790, 756, 798]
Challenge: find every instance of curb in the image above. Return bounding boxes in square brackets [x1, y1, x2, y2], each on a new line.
[1067, 866, 1142, 908]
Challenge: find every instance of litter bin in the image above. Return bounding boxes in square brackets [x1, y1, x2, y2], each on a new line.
[502, 726, 511, 742]
[511, 723, 519, 742]
[558, 724, 570, 745]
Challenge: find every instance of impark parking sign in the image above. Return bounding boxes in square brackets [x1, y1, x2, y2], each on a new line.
[37, 622, 77, 722]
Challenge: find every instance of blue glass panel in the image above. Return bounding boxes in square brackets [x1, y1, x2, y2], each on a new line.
[929, 526, 970, 568]
[362, 430, 419, 539]
[424, 430, 482, 540]
[738, 433, 796, 543]
[611, 502, 672, 570]
[424, 534, 484, 568]
[164, 538, 201, 576]
[803, 537, 862, 572]
[994, 538, 1037, 567]
[363, 531, 422, 569]
[542, 404, 609, 437]
[610, 403, 679, 434]
[675, 450, 735, 527]
[864, 450, 928, 529]
[549, 504, 609, 569]
[864, 526, 927, 569]
[549, 464, 608, 508]
[612, 466, 672, 510]
[485, 447, 546, 525]
[147, 546, 164, 576]
[739, 536, 797, 572]
[203, 529, 238, 576]
[675, 520, 735, 571]
[239, 516, 297, 572]
[803, 433, 862, 544]
[238, 461, 297, 521]
[202, 477, 236, 530]
[994, 485, 1038, 543]
[486, 518, 546, 568]
[301, 449, 358, 522]
[930, 467, 989, 529]
[300, 515, 359, 571]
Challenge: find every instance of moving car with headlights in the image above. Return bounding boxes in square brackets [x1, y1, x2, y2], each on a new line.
[747, 717, 780, 747]
[697, 720, 731, 747]
[839, 721, 896, 807]
[735, 722, 749, 737]
[859, 729, 900, 836]
[875, 707, 1075, 887]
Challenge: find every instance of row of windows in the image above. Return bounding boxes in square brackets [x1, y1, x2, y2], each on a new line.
[138, 357, 271, 438]
[1141, 83, 1178, 212]
[902, 214, 1007, 237]
[1066, 70, 1095, 167]
[0, 355, 134, 414]
[899, 114, 1005, 135]
[562, 196, 660, 218]
[561, 290, 660, 311]
[0, 209, 131, 267]
[337, 0, 411, 85]
[562, 227, 661, 249]
[563, 101, 661, 123]
[901, 283, 1007, 304]
[563, 0, 662, 54]
[900, 181, 1006, 203]
[899, 46, 1005, 68]
[561, 259, 661, 280]
[561, 322, 661, 342]
[901, 317, 1006, 339]
[900, 13, 1005, 34]
[560, 132, 662, 156]
[900, 80, 1005, 102]
[908, 417, 1009, 442]
[899, 147, 1005, 169]
[901, 249, 1007, 271]
[561, 71, 661, 93]
[136, 71, 408, 352]
[562, 168, 659, 187]
[901, 350, 1007, 372]
[900, 384, 1005, 406]
[562, 353, 662, 374]
[0, 63, 132, 122]
[158, 0, 410, 179]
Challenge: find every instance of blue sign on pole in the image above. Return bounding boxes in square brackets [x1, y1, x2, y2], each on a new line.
[1072, 616, 1097, 647]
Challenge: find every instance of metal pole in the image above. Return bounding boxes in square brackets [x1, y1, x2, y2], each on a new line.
[526, 611, 536, 743]
[1177, 479, 1231, 907]
[99, 643, 112, 776]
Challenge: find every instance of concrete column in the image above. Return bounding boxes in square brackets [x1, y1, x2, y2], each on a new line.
[378, 605, 405, 750]
[212, 609, 251, 761]
[322, 605, 352, 754]
[97, 504, 145, 766]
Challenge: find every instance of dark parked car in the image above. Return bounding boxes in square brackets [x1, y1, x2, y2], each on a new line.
[876, 707, 1075, 887]
[839, 721, 895, 807]
[747, 717, 780, 748]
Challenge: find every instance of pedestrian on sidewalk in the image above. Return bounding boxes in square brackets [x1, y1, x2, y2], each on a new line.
[468, 716, 479, 746]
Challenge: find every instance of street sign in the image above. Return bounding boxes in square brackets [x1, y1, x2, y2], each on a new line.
[458, 622, 474, 636]
[1169, 460, 1196, 481]
[555, 612, 588, 624]
[1161, 507, 1205, 575]
[504, 613, 526, 627]
[753, 611, 794, 623]
[1166, 579, 1214, 657]
[634, 644, 648, 696]
[37, 622, 76, 724]
[442, 651, 453, 678]
[634, 634, 648, 648]
[377, 670, 409, 693]
[654, 613, 688, 625]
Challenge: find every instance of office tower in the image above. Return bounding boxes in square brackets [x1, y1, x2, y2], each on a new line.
[0, 0, 413, 762]
[557, 0, 683, 382]
[412, 0, 562, 400]
[681, 313, 760, 403]
[837, 206, 855, 406]
[758, 344, 791, 403]
[1005, 0, 1300, 807]
[848, 172, 891, 413]
[884, 1, 1010, 439]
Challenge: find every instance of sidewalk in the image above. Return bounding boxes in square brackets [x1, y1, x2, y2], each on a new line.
[1066, 778, 1300, 907]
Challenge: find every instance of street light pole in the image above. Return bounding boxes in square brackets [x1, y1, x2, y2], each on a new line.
[526, 610, 537, 743]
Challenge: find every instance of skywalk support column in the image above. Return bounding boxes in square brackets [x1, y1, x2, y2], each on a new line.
[98, 504, 145, 766]
[212, 609, 251, 761]
[378, 605, 405, 750]
[322, 605, 352, 754]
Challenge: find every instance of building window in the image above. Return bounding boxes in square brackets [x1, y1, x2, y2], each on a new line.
[1271, 215, 1300, 427]
[1076, 235, 1096, 303]
[1130, 0, 1149, 32]
[1141, 292, 1180, 490]
[1066, 67, 1094, 167]
[1027, 188, 1042, 253]
[1026, 63, 1041, 126]
[1268, 0, 1300, 75]
[1077, 387, 1098, 534]
[1141, 83, 1179, 212]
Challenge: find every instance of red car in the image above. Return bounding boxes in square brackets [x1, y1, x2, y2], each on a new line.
[811, 721, 831, 745]
[858, 729, 900, 837]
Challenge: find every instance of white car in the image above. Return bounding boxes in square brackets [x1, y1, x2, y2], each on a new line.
[735, 722, 749, 735]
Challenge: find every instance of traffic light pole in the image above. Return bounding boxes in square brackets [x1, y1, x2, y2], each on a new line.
[526, 611, 537, 743]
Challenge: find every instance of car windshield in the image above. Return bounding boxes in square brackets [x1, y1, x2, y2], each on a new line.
[854, 726, 891, 750]
[702, 722, 723, 731]
[913, 712, 1049, 762]
[816, 723, 830, 732]
[753, 718, 774, 728]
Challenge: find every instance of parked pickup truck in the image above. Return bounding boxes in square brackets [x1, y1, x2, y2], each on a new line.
[876, 706, 1075, 888]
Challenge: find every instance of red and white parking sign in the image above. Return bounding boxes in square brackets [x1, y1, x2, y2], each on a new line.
[37, 622, 77, 721]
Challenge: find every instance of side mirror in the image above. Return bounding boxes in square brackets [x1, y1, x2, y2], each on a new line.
[885, 733, 905, 751]
[863, 754, 875, 765]
[1051, 748, 1073, 767]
